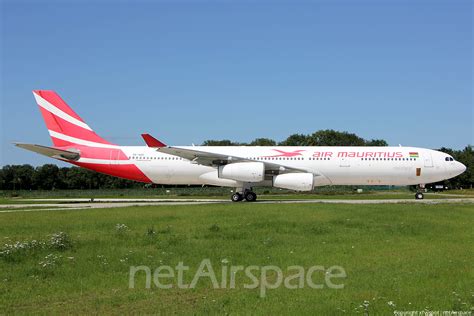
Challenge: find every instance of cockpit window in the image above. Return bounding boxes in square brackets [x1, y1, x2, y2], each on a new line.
[445, 157, 454, 161]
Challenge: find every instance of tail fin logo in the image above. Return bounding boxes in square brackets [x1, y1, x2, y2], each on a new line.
[33, 90, 114, 148]
[261, 149, 306, 158]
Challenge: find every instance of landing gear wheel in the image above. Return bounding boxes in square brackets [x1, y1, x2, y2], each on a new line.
[415, 192, 424, 200]
[231, 193, 243, 202]
[244, 191, 257, 202]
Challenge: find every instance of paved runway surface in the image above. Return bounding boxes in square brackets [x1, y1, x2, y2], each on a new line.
[0, 197, 473, 213]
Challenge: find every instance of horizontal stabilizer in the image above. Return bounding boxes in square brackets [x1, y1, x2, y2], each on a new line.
[14, 143, 80, 161]
[141, 133, 166, 148]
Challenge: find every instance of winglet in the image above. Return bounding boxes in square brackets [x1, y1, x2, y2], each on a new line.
[141, 133, 167, 148]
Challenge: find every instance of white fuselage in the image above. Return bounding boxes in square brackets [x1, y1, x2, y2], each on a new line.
[111, 146, 465, 188]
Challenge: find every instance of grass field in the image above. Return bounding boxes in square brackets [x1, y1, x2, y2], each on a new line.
[1, 188, 472, 205]
[0, 186, 417, 199]
[0, 202, 473, 314]
[439, 189, 474, 196]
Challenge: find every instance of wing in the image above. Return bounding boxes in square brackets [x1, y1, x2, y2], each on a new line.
[141, 133, 311, 173]
[14, 143, 80, 161]
[157, 146, 309, 173]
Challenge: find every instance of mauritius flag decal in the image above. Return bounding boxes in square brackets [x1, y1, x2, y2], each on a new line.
[409, 152, 419, 158]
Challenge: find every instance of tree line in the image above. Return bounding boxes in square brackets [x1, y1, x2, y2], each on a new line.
[202, 129, 388, 147]
[1, 129, 472, 190]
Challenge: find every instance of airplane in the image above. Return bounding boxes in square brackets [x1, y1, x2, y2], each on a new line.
[15, 90, 467, 202]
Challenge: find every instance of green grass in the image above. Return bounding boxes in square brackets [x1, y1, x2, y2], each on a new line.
[0, 186, 409, 199]
[261, 192, 467, 200]
[0, 206, 64, 211]
[438, 189, 474, 196]
[0, 189, 471, 205]
[0, 203, 473, 314]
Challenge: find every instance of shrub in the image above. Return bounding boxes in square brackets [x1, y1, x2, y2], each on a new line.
[115, 223, 129, 235]
[50, 232, 72, 250]
[39, 253, 61, 269]
[0, 240, 46, 261]
[146, 226, 156, 236]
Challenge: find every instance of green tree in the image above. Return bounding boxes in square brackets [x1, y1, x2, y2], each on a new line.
[365, 139, 388, 146]
[202, 140, 244, 146]
[308, 129, 366, 146]
[1, 165, 35, 190]
[278, 134, 310, 146]
[33, 164, 62, 190]
[249, 138, 276, 146]
[1, 165, 15, 190]
[64, 167, 86, 189]
[16, 164, 35, 190]
[0, 168, 4, 190]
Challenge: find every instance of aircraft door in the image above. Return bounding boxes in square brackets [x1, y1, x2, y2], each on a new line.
[423, 152, 434, 168]
[109, 149, 121, 166]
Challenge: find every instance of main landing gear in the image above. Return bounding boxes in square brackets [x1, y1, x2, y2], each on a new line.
[415, 184, 425, 200]
[231, 189, 257, 202]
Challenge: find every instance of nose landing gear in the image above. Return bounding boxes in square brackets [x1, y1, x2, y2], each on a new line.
[415, 184, 425, 200]
[415, 192, 424, 200]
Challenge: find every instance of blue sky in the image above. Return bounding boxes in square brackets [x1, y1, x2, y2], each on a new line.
[1, 0, 472, 166]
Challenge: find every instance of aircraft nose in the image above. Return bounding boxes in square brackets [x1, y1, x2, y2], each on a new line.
[454, 162, 467, 176]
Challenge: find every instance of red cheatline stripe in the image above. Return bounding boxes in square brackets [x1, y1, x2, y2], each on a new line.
[70, 161, 152, 183]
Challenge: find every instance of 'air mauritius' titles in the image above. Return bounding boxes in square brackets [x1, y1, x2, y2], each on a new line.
[262, 149, 416, 159]
[313, 151, 405, 158]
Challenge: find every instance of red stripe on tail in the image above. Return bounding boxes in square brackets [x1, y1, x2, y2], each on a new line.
[33, 90, 114, 147]
[34, 90, 85, 122]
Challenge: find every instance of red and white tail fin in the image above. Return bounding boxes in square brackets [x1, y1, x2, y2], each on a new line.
[33, 90, 115, 148]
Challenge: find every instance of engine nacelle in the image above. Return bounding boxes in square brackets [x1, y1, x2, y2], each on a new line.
[218, 162, 265, 182]
[273, 173, 314, 191]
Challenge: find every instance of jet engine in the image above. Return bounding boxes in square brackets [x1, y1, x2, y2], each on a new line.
[273, 173, 314, 191]
[218, 162, 265, 182]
